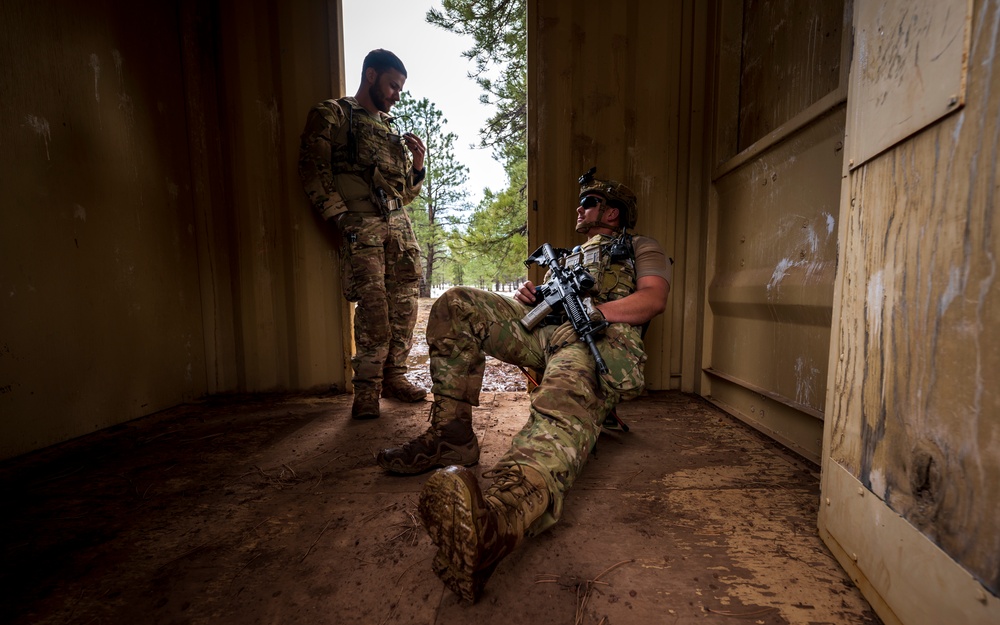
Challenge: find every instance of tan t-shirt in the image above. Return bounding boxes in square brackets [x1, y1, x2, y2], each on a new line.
[633, 235, 673, 288]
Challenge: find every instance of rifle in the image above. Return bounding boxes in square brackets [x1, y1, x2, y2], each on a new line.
[520, 243, 609, 374]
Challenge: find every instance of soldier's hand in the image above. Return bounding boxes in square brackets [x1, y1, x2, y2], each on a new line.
[545, 304, 607, 355]
[546, 321, 577, 354]
[402, 133, 426, 171]
[515, 281, 537, 306]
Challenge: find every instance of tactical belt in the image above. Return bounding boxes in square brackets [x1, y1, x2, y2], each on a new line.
[345, 198, 403, 215]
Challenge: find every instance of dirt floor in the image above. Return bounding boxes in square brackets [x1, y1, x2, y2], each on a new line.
[0, 299, 883, 625]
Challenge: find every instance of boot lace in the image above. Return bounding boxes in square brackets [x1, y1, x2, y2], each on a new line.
[482, 465, 544, 512]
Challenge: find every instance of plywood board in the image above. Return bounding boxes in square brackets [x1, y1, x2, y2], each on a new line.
[847, 0, 971, 169]
[820, 461, 1000, 625]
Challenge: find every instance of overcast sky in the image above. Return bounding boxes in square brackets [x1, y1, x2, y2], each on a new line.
[342, 0, 509, 206]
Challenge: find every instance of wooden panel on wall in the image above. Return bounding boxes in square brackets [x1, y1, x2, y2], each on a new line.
[825, 0, 1000, 599]
[528, 0, 712, 391]
[847, 0, 971, 170]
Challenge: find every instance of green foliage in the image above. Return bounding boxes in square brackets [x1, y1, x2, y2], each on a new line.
[427, 0, 526, 167]
[426, 0, 529, 287]
[455, 158, 528, 286]
[393, 92, 470, 294]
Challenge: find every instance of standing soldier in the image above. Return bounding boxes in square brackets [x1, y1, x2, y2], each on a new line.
[377, 168, 673, 602]
[298, 49, 428, 419]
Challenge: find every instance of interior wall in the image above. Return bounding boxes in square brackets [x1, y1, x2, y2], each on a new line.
[702, 0, 850, 464]
[527, 0, 712, 392]
[0, 0, 349, 460]
[215, 0, 350, 394]
[0, 0, 209, 458]
[822, 0, 1000, 608]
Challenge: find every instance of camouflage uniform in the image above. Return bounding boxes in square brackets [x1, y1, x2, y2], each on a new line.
[384, 169, 672, 602]
[298, 97, 424, 405]
[426, 232, 666, 530]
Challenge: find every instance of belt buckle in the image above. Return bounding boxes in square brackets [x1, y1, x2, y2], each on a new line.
[388, 198, 402, 211]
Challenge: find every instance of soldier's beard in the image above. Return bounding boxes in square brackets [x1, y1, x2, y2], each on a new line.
[369, 84, 392, 113]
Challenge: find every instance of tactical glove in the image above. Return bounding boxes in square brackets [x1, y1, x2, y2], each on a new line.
[545, 307, 606, 355]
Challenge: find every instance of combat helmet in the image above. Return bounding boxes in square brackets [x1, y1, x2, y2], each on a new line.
[578, 167, 638, 231]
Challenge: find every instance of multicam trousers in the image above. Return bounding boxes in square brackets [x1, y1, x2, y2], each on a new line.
[337, 210, 422, 389]
[427, 286, 647, 532]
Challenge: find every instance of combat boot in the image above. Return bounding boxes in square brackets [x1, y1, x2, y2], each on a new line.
[381, 375, 427, 402]
[376, 398, 479, 474]
[351, 386, 380, 420]
[418, 464, 550, 603]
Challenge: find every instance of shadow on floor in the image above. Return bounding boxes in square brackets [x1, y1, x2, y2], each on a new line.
[0, 391, 881, 625]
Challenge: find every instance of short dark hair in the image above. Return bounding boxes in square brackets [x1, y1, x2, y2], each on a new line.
[362, 49, 407, 80]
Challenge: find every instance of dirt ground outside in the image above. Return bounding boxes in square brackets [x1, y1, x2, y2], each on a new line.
[404, 296, 528, 394]
[0, 296, 883, 625]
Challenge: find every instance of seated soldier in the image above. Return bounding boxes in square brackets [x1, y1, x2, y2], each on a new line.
[377, 168, 672, 602]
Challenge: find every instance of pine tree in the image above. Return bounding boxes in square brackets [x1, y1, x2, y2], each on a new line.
[427, 0, 526, 163]
[427, 0, 528, 284]
[393, 92, 470, 296]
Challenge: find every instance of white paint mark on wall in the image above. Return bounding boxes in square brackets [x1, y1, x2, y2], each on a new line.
[805, 224, 819, 254]
[89, 53, 101, 103]
[73, 204, 87, 221]
[112, 49, 124, 85]
[767, 258, 796, 295]
[824, 212, 835, 236]
[118, 93, 135, 126]
[866, 269, 885, 339]
[794, 356, 818, 406]
[939, 265, 963, 316]
[24, 115, 51, 160]
[869, 467, 887, 500]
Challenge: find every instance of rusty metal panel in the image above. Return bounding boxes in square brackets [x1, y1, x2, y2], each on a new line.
[846, 0, 971, 169]
[528, 0, 712, 391]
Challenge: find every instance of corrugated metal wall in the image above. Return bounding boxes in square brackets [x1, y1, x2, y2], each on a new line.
[0, 0, 208, 456]
[214, 0, 351, 394]
[0, 0, 349, 459]
[703, 0, 849, 464]
[527, 0, 712, 392]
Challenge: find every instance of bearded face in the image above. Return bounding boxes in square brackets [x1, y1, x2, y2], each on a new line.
[369, 81, 390, 113]
[367, 69, 405, 114]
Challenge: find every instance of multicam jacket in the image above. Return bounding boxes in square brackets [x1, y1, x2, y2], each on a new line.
[298, 97, 423, 220]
